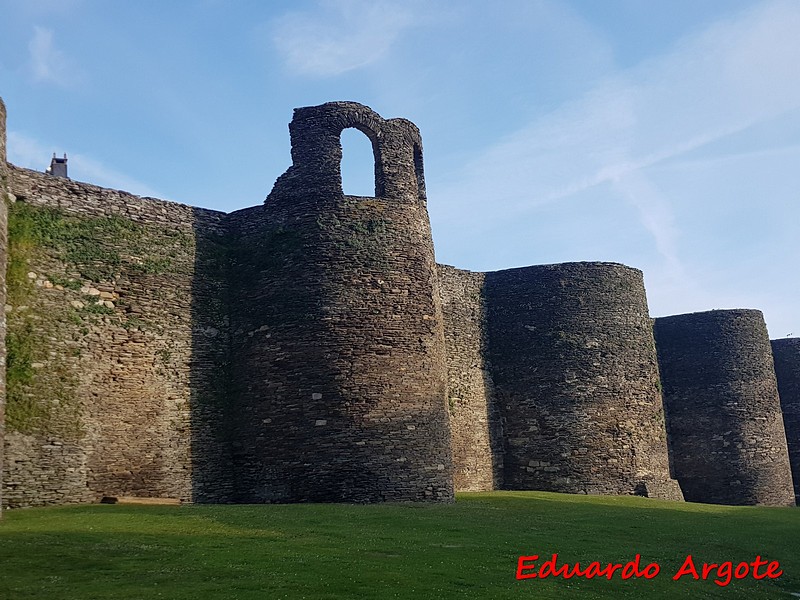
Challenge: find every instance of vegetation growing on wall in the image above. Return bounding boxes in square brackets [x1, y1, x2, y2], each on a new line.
[7, 201, 38, 306]
[316, 201, 392, 269]
[6, 202, 192, 282]
[6, 204, 80, 434]
[4, 202, 196, 436]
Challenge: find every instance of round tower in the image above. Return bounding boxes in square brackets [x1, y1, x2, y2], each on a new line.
[484, 262, 682, 499]
[654, 310, 794, 506]
[228, 102, 452, 503]
[771, 337, 800, 505]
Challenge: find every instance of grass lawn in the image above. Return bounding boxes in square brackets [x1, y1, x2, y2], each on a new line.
[0, 491, 798, 599]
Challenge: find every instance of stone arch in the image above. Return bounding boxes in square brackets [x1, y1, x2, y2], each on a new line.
[272, 102, 425, 203]
[339, 125, 383, 197]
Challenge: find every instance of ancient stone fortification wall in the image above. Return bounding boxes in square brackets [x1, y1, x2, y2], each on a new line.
[2, 165, 233, 507]
[437, 264, 502, 491]
[5, 98, 795, 509]
[227, 102, 452, 503]
[0, 98, 8, 517]
[654, 310, 795, 506]
[771, 338, 800, 504]
[484, 262, 682, 500]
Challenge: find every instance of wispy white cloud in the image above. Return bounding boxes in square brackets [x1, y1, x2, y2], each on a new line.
[68, 153, 164, 198]
[429, 0, 800, 333]
[27, 26, 84, 87]
[436, 2, 799, 238]
[436, 0, 800, 219]
[6, 131, 52, 172]
[7, 131, 163, 199]
[271, 0, 417, 77]
[612, 171, 682, 279]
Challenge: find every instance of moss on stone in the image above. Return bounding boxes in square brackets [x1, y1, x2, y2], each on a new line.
[6, 313, 81, 438]
[4, 202, 202, 439]
[7, 202, 191, 283]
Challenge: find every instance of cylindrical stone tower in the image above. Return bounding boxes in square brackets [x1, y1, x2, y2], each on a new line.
[771, 338, 800, 505]
[228, 102, 452, 503]
[484, 262, 682, 500]
[0, 97, 7, 518]
[654, 310, 794, 506]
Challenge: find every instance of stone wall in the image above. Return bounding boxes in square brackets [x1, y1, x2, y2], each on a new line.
[227, 102, 453, 503]
[4, 98, 796, 510]
[771, 337, 800, 504]
[654, 310, 795, 506]
[437, 264, 502, 491]
[2, 165, 233, 507]
[1, 102, 454, 507]
[484, 262, 682, 500]
[0, 97, 7, 517]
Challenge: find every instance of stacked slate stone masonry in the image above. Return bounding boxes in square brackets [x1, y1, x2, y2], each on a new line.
[226, 103, 453, 503]
[0, 98, 796, 508]
[437, 265, 502, 491]
[482, 263, 681, 500]
[2, 164, 233, 507]
[771, 338, 800, 504]
[654, 310, 794, 506]
[0, 98, 7, 519]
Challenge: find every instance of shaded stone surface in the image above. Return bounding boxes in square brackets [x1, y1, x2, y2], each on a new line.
[771, 337, 800, 505]
[655, 310, 794, 506]
[227, 102, 453, 503]
[0, 97, 7, 517]
[484, 262, 681, 500]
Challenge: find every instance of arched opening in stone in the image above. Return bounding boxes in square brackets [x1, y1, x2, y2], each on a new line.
[340, 127, 379, 197]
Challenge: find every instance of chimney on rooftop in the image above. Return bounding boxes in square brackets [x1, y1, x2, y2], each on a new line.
[46, 153, 68, 178]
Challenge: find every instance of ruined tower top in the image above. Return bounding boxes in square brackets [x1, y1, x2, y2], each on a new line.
[268, 101, 426, 204]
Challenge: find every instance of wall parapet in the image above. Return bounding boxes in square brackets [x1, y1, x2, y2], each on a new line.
[7, 165, 228, 234]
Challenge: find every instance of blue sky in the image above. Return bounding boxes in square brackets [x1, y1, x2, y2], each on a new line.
[1, 0, 798, 337]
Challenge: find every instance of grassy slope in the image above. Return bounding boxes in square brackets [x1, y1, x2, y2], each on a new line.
[0, 491, 797, 599]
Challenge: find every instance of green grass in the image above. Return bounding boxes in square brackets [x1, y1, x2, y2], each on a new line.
[0, 491, 797, 599]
